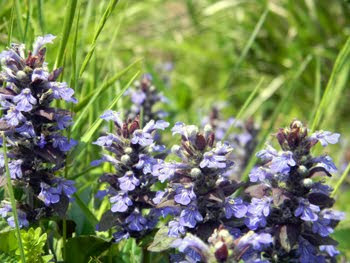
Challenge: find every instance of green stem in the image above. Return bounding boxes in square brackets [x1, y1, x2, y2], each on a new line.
[62, 217, 67, 261]
[2, 133, 26, 263]
[332, 162, 350, 197]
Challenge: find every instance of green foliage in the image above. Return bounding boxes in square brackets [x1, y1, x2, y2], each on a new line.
[18, 228, 52, 263]
[65, 236, 111, 263]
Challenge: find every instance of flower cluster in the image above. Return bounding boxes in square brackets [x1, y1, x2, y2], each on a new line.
[126, 74, 168, 124]
[0, 35, 77, 227]
[243, 120, 344, 262]
[92, 110, 171, 242]
[154, 122, 249, 261]
[203, 106, 259, 180]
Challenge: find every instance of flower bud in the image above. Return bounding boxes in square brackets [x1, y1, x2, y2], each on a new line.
[297, 165, 308, 175]
[121, 154, 131, 165]
[302, 178, 313, 188]
[16, 70, 27, 80]
[124, 147, 133, 154]
[190, 168, 202, 177]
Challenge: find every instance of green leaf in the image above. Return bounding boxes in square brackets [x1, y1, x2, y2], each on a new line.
[65, 236, 111, 263]
[147, 226, 176, 252]
[0, 230, 18, 253]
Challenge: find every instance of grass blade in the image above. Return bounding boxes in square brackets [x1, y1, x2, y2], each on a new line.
[74, 58, 142, 113]
[332, 163, 350, 197]
[14, 0, 25, 41]
[80, 71, 140, 144]
[311, 36, 350, 132]
[2, 134, 26, 263]
[54, 0, 78, 68]
[223, 77, 264, 140]
[73, 193, 98, 226]
[225, 7, 269, 89]
[37, 0, 45, 34]
[78, 0, 119, 78]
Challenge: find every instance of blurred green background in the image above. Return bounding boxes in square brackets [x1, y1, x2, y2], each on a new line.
[0, 0, 350, 261]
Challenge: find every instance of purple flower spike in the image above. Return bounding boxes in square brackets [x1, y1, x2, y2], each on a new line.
[32, 34, 56, 55]
[93, 133, 119, 147]
[152, 190, 166, 205]
[310, 131, 340, 147]
[238, 232, 273, 251]
[49, 82, 77, 103]
[312, 155, 337, 173]
[312, 218, 333, 237]
[224, 197, 248, 219]
[319, 245, 339, 257]
[55, 114, 73, 130]
[249, 167, 271, 183]
[256, 145, 278, 161]
[179, 206, 203, 228]
[248, 197, 272, 217]
[8, 210, 29, 228]
[110, 193, 133, 212]
[168, 220, 186, 237]
[4, 107, 26, 126]
[38, 182, 61, 206]
[174, 185, 196, 205]
[131, 130, 153, 146]
[51, 134, 77, 152]
[118, 171, 140, 191]
[113, 231, 130, 243]
[200, 151, 227, 169]
[135, 154, 156, 174]
[100, 110, 123, 127]
[152, 161, 177, 183]
[16, 121, 36, 138]
[294, 199, 320, 222]
[9, 160, 23, 179]
[32, 68, 50, 82]
[13, 88, 37, 112]
[125, 212, 147, 231]
[269, 151, 296, 174]
[131, 90, 146, 105]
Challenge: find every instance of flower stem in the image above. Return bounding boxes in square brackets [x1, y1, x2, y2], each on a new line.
[2, 133, 26, 263]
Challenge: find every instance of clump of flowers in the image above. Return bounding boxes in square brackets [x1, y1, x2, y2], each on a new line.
[126, 74, 168, 124]
[0, 35, 77, 227]
[154, 122, 249, 261]
[203, 106, 259, 180]
[92, 110, 171, 242]
[243, 120, 344, 262]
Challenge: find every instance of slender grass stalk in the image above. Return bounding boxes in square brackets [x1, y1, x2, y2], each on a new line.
[7, 5, 15, 45]
[73, 193, 98, 226]
[62, 217, 67, 261]
[54, 0, 78, 68]
[78, 0, 119, 78]
[2, 134, 26, 263]
[308, 57, 321, 123]
[311, 36, 350, 132]
[23, 0, 32, 42]
[37, 0, 45, 34]
[80, 71, 140, 145]
[223, 77, 264, 141]
[14, 0, 25, 41]
[224, 8, 269, 90]
[332, 163, 350, 197]
[74, 58, 142, 113]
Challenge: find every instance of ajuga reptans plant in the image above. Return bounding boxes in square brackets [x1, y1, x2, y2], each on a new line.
[154, 122, 251, 261]
[92, 111, 171, 242]
[0, 35, 77, 227]
[243, 120, 344, 262]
